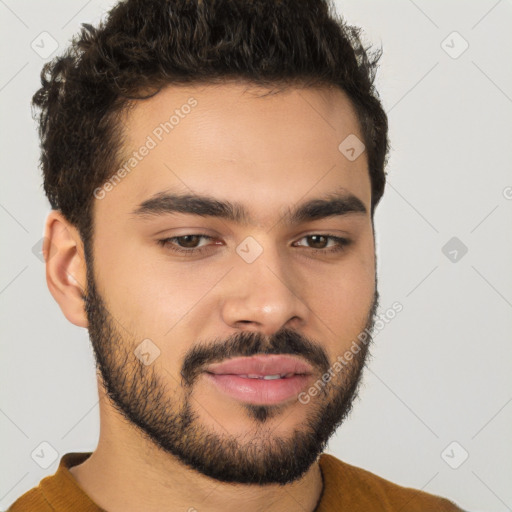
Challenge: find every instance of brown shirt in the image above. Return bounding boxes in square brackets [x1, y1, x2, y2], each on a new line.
[7, 452, 465, 511]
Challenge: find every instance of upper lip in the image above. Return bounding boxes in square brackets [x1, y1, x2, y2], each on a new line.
[205, 354, 313, 377]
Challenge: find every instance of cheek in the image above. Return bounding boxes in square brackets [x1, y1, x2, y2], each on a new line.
[302, 244, 375, 350]
[94, 235, 227, 340]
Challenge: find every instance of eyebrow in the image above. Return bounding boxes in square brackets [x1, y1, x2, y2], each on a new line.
[130, 188, 367, 226]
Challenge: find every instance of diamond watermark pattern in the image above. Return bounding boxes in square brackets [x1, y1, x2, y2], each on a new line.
[441, 31, 469, 59]
[31, 441, 59, 469]
[338, 134, 366, 162]
[442, 236, 468, 263]
[134, 338, 161, 365]
[31, 236, 56, 262]
[441, 441, 469, 469]
[236, 236, 263, 263]
[31, 31, 59, 59]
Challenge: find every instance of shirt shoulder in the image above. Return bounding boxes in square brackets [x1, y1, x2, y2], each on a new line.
[316, 453, 466, 512]
[7, 487, 54, 512]
[6, 452, 103, 512]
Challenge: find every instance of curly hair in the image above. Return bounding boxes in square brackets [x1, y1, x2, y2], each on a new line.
[32, 0, 389, 249]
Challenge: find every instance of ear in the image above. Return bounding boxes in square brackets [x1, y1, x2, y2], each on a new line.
[43, 210, 89, 328]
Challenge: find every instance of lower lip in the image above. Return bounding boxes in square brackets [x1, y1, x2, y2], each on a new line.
[204, 373, 312, 405]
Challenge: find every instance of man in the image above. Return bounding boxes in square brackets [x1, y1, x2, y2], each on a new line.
[9, 0, 465, 510]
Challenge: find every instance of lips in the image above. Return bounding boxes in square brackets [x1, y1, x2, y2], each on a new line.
[204, 355, 314, 405]
[205, 354, 313, 378]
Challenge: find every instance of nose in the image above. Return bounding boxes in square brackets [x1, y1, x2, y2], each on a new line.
[219, 241, 310, 336]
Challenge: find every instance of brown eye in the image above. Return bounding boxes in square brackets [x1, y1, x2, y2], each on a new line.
[174, 235, 204, 248]
[157, 234, 215, 254]
[293, 234, 351, 254]
[305, 235, 329, 249]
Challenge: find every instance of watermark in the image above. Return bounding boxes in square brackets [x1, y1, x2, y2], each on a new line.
[32, 236, 57, 263]
[441, 31, 469, 60]
[236, 236, 264, 263]
[503, 186, 512, 200]
[93, 97, 198, 200]
[338, 133, 365, 162]
[134, 338, 161, 366]
[298, 301, 403, 404]
[441, 236, 468, 263]
[31, 31, 59, 59]
[441, 441, 469, 469]
[31, 441, 59, 469]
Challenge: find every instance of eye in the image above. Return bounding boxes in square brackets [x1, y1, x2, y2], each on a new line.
[293, 234, 351, 254]
[157, 234, 217, 255]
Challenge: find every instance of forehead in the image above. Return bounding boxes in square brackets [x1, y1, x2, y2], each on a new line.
[95, 81, 371, 227]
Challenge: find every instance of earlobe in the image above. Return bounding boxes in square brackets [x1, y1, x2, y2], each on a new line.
[44, 210, 89, 328]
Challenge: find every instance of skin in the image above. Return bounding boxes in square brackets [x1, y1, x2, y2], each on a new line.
[44, 81, 377, 512]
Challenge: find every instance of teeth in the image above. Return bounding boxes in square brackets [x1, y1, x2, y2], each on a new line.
[237, 373, 292, 379]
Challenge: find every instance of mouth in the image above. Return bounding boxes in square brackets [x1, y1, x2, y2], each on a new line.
[203, 355, 314, 405]
[226, 373, 300, 379]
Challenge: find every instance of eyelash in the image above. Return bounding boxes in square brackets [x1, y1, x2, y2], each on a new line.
[157, 234, 351, 256]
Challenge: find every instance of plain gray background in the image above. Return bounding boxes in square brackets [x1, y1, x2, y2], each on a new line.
[1, 1, 511, 511]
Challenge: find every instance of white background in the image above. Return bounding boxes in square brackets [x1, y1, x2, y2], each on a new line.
[1, 1, 511, 511]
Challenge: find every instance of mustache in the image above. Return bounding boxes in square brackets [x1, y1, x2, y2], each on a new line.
[180, 328, 331, 387]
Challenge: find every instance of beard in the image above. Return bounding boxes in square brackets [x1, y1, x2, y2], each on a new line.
[83, 251, 379, 485]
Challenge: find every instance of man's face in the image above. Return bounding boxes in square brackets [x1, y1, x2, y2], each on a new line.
[85, 82, 377, 484]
